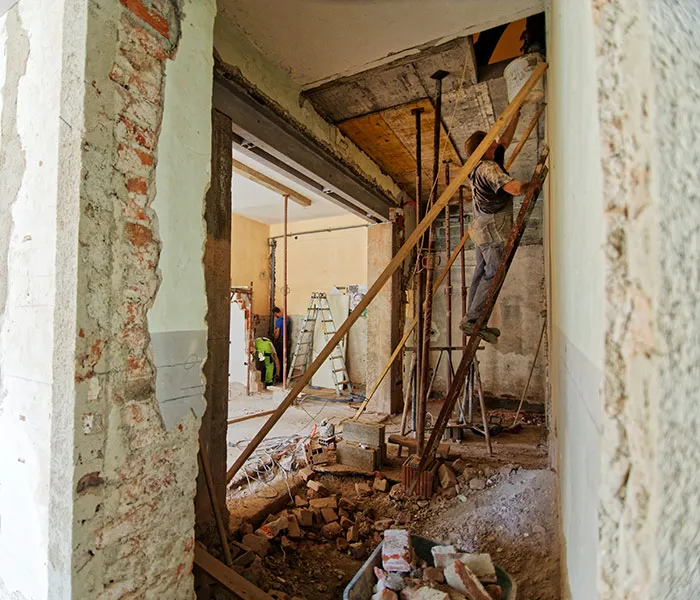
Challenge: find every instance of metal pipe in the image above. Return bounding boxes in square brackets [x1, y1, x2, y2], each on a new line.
[459, 186, 467, 349]
[268, 239, 277, 339]
[283, 194, 289, 389]
[411, 106, 424, 443]
[268, 223, 369, 240]
[444, 161, 453, 389]
[417, 243, 435, 454]
[418, 70, 448, 455]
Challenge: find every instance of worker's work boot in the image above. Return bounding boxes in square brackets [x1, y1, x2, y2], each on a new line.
[459, 319, 501, 344]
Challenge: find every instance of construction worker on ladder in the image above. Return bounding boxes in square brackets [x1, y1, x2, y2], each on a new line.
[460, 109, 530, 344]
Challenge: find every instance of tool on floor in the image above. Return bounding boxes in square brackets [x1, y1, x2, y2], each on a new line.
[287, 292, 349, 397]
[409, 146, 550, 493]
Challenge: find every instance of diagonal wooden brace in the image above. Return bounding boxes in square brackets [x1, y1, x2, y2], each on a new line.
[225, 62, 547, 484]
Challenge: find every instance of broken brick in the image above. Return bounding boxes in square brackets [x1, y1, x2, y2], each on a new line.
[309, 497, 337, 509]
[299, 467, 315, 482]
[321, 507, 339, 523]
[242, 534, 269, 556]
[294, 508, 314, 528]
[346, 525, 360, 543]
[307, 480, 329, 495]
[321, 521, 344, 539]
[444, 559, 492, 600]
[287, 515, 302, 539]
[349, 541, 366, 560]
[336, 536, 349, 551]
[373, 477, 390, 492]
[382, 529, 411, 572]
[438, 463, 457, 488]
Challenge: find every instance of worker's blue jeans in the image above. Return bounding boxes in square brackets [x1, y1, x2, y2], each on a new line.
[466, 241, 505, 322]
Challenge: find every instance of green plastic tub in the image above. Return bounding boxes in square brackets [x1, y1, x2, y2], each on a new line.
[343, 535, 516, 600]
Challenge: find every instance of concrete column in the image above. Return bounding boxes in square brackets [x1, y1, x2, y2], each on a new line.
[366, 222, 402, 414]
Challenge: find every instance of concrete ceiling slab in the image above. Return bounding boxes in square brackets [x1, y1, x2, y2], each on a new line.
[218, 0, 544, 88]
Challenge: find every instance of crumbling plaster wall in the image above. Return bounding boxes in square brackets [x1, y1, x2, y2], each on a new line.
[213, 10, 404, 206]
[67, 1, 214, 598]
[593, 0, 700, 598]
[0, 2, 66, 598]
[546, 0, 605, 598]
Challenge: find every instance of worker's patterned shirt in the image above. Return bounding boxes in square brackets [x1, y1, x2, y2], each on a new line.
[468, 159, 513, 216]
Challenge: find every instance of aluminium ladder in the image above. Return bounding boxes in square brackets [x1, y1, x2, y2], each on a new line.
[287, 292, 349, 396]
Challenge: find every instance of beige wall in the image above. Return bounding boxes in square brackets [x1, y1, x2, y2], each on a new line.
[269, 214, 369, 385]
[547, 0, 605, 598]
[269, 214, 368, 314]
[230, 213, 270, 315]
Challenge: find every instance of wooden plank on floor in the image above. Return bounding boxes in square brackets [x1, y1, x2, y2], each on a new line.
[194, 544, 273, 600]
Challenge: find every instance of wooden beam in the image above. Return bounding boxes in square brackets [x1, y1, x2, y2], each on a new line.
[197, 108, 232, 531]
[225, 62, 547, 484]
[505, 103, 546, 171]
[194, 544, 273, 600]
[198, 441, 233, 566]
[232, 159, 312, 207]
[227, 409, 277, 426]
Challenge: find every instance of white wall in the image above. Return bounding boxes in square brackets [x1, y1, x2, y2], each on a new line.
[546, 0, 605, 598]
[148, 0, 215, 429]
[0, 2, 66, 598]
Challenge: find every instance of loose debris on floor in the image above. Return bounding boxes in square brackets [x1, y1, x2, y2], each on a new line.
[201, 412, 558, 599]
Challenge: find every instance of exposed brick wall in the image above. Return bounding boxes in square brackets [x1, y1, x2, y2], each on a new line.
[71, 2, 201, 598]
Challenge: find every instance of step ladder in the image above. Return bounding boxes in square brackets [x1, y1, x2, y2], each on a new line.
[287, 292, 349, 396]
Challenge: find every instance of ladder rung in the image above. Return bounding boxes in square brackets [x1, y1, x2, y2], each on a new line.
[332, 368, 346, 373]
[337, 379, 350, 385]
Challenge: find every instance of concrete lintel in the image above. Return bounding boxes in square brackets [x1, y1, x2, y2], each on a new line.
[213, 75, 396, 221]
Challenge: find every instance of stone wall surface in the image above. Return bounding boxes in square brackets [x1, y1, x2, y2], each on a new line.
[594, 1, 700, 598]
[648, 3, 700, 596]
